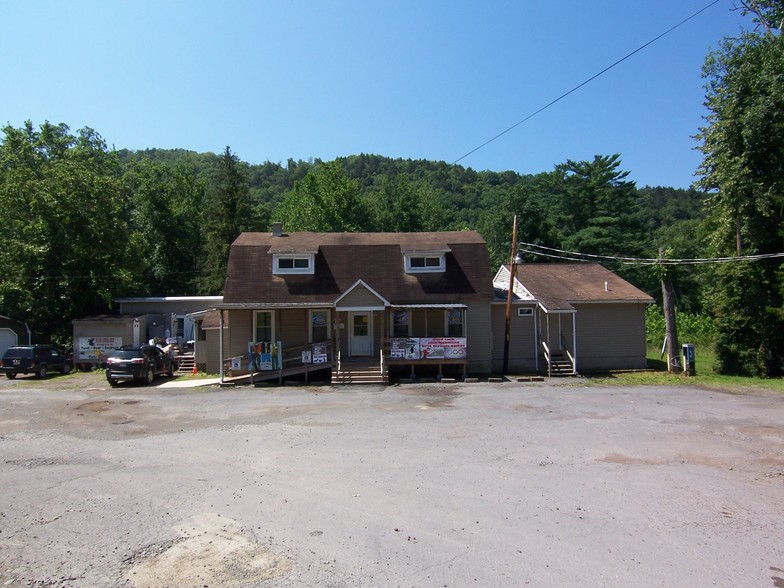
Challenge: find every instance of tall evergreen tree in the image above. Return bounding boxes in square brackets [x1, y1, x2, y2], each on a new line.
[552, 154, 644, 266]
[199, 146, 256, 294]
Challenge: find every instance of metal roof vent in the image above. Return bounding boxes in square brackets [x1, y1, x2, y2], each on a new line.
[271, 222, 283, 237]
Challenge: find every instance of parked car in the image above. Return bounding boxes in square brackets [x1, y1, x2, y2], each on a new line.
[105, 345, 174, 387]
[1, 345, 73, 379]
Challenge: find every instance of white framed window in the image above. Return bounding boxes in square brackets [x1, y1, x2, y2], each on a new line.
[405, 253, 445, 273]
[254, 310, 275, 342]
[273, 254, 314, 275]
[309, 309, 331, 343]
[391, 310, 410, 338]
[446, 309, 463, 337]
[518, 307, 533, 317]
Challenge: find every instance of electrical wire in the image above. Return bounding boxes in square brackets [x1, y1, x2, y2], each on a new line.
[518, 241, 784, 265]
[452, 0, 722, 165]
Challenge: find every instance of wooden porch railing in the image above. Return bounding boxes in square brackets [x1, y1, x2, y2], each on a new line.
[541, 340, 552, 376]
[226, 340, 335, 384]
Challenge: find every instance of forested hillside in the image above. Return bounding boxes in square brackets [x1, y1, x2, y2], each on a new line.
[1, 109, 780, 376]
[1, 123, 709, 344]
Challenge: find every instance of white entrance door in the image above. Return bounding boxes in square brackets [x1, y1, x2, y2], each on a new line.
[350, 312, 372, 356]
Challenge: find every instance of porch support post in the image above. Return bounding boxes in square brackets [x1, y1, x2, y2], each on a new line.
[534, 307, 539, 373]
[218, 309, 224, 384]
[572, 312, 577, 375]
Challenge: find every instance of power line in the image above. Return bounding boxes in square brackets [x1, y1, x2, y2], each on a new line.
[519, 241, 784, 265]
[0, 268, 209, 282]
[452, 0, 722, 165]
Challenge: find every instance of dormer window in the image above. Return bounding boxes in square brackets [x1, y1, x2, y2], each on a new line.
[405, 253, 446, 273]
[273, 254, 314, 275]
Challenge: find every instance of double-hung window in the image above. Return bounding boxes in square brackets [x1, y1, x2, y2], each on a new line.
[254, 310, 274, 343]
[392, 310, 410, 337]
[446, 309, 463, 337]
[309, 310, 331, 343]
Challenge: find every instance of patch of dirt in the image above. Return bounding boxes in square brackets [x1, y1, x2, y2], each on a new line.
[75, 400, 114, 412]
[124, 513, 292, 587]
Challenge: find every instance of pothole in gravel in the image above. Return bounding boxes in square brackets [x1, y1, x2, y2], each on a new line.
[75, 400, 114, 412]
[124, 513, 292, 587]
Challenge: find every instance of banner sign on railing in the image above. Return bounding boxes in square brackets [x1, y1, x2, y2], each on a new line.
[312, 342, 328, 364]
[390, 338, 466, 360]
[248, 341, 281, 371]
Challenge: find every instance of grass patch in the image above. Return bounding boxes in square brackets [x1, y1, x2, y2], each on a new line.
[583, 345, 784, 394]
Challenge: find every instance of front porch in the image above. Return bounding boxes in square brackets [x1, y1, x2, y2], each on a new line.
[210, 301, 477, 385]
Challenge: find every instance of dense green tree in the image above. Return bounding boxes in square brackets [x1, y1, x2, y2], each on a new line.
[199, 146, 258, 294]
[0, 121, 129, 345]
[122, 159, 207, 295]
[695, 6, 784, 375]
[273, 160, 370, 232]
[477, 175, 558, 269]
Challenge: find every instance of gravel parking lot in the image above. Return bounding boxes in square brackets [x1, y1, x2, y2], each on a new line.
[1, 373, 783, 587]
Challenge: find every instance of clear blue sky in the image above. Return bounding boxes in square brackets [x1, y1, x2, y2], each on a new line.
[2, 1, 751, 188]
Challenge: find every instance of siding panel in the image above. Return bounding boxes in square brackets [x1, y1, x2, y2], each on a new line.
[575, 303, 648, 370]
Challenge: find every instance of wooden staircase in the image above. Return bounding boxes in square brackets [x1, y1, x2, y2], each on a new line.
[175, 353, 196, 374]
[332, 359, 387, 385]
[547, 353, 575, 377]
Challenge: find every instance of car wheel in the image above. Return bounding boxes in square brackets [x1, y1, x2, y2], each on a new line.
[6, 373, 16, 379]
[146, 366, 155, 385]
[61, 362, 72, 375]
[108, 378, 118, 387]
[36, 364, 48, 379]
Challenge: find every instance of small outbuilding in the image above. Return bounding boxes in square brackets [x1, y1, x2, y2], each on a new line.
[492, 263, 654, 375]
[0, 315, 31, 357]
[72, 297, 222, 369]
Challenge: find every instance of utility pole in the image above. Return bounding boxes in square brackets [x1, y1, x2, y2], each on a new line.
[502, 215, 519, 375]
[659, 248, 681, 374]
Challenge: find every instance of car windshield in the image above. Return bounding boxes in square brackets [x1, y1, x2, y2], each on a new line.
[3, 348, 33, 358]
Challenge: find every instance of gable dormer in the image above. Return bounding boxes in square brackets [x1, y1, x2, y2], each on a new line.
[403, 248, 449, 274]
[268, 225, 318, 275]
[272, 253, 315, 275]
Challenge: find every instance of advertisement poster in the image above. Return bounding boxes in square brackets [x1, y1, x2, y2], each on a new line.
[248, 341, 281, 371]
[78, 337, 122, 361]
[404, 338, 420, 360]
[390, 338, 407, 359]
[419, 338, 467, 360]
[312, 342, 328, 364]
[390, 338, 466, 360]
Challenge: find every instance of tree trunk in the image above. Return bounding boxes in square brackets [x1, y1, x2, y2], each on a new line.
[662, 277, 681, 373]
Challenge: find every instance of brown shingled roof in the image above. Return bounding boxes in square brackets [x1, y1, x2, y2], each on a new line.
[223, 231, 494, 306]
[507, 263, 654, 311]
